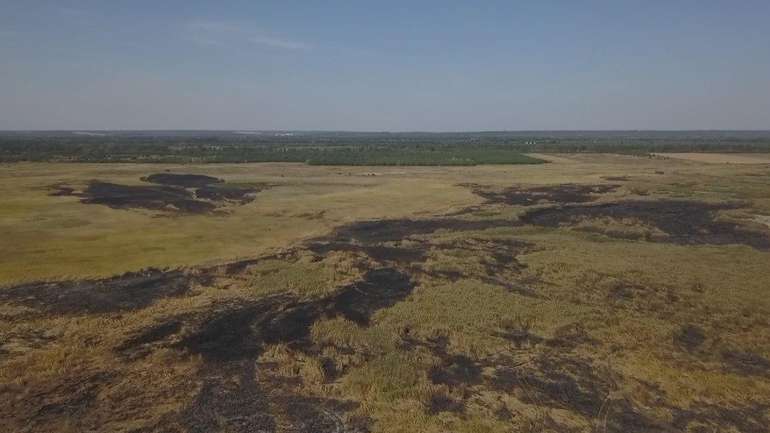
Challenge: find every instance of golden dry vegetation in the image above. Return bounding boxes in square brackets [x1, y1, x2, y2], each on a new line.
[1, 154, 770, 433]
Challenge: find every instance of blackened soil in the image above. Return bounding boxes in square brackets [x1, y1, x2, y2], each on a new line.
[672, 402, 770, 433]
[142, 173, 223, 188]
[428, 354, 483, 387]
[51, 175, 269, 214]
[174, 361, 366, 433]
[331, 268, 415, 325]
[0, 372, 113, 433]
[181, 362, 276, 433]
[521, 200, 770, 250]
[0, 268, 201, 316]
[156, 269, 406, 432]
[491, 355, 671, 433]
[176, 295, 295, 362]
[81, 181, 216, 213]
[426, 393, 465, 415]
[175, 268, 414, 361]
[469, 183, 620, 206]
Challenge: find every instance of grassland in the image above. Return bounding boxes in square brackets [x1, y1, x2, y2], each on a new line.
[1, 154, 770, 433]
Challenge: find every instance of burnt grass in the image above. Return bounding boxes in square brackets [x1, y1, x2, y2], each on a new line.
[521, 199, 770, 250]
[11, 182, 770, 431]
[108, 267, 411, 432]
[81, 181, 217, 213]
[177, 268, 415, 362]
[323, 217, 515, 244]
[468, 183, 620, 206]
[491, 354, 673, 433]
[428, 354, 483, 387]
[176, 360, 365, 433]
[154, 268, 413, 432]
[0, 268, 205, 316]
[50, 173, 263, 214]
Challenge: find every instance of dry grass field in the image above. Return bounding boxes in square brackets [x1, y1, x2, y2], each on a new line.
[2, 154, 770, 433]
[653, 153, 770, 164]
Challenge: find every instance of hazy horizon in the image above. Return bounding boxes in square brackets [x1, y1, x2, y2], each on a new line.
[2, 1, 769, 131]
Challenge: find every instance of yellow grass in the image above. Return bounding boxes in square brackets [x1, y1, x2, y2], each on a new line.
[2, 154, 770, 432]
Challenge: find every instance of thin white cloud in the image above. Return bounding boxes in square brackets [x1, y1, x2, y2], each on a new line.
[185, 20, 310, 51]
[249, 36, 309, 50]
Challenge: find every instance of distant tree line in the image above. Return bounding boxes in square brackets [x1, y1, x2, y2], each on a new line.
[1, 131, 768, 164]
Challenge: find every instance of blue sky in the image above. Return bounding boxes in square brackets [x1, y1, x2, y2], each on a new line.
[1, 1, 769, 130]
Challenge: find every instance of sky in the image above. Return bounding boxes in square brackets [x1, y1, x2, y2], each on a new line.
[1, 1, 769, 131]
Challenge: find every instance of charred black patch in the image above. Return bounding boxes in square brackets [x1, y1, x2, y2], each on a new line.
[673, 402, 770, 433]
[521, 199, 770, 250]
[81, 181, 216, 213]
[721, 350, 770, 376]
[142, 173, 223, 188]
[426, 393, 465, 415]
[470, 183, 620, 206]
[177, 268, 414, 361]
[494, 404, 514, 421]
[173, 360, 366, 433]
[330, 268, 415, 325]
[0, 372, 113, 432]
[116, 320, 182, 358]
[488, 357, 605, 416]
[276, 397, 366, 433]
[182, 362, 276, 433]
[490, 355, 669, 433]
[176, 295, 294, 362]
[52, 175, 268, 214]
[495, 317, 542, 349]
[0, 268, 200, 316]
[429, 354, 483, 387]
[674, 324, 706, 352]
